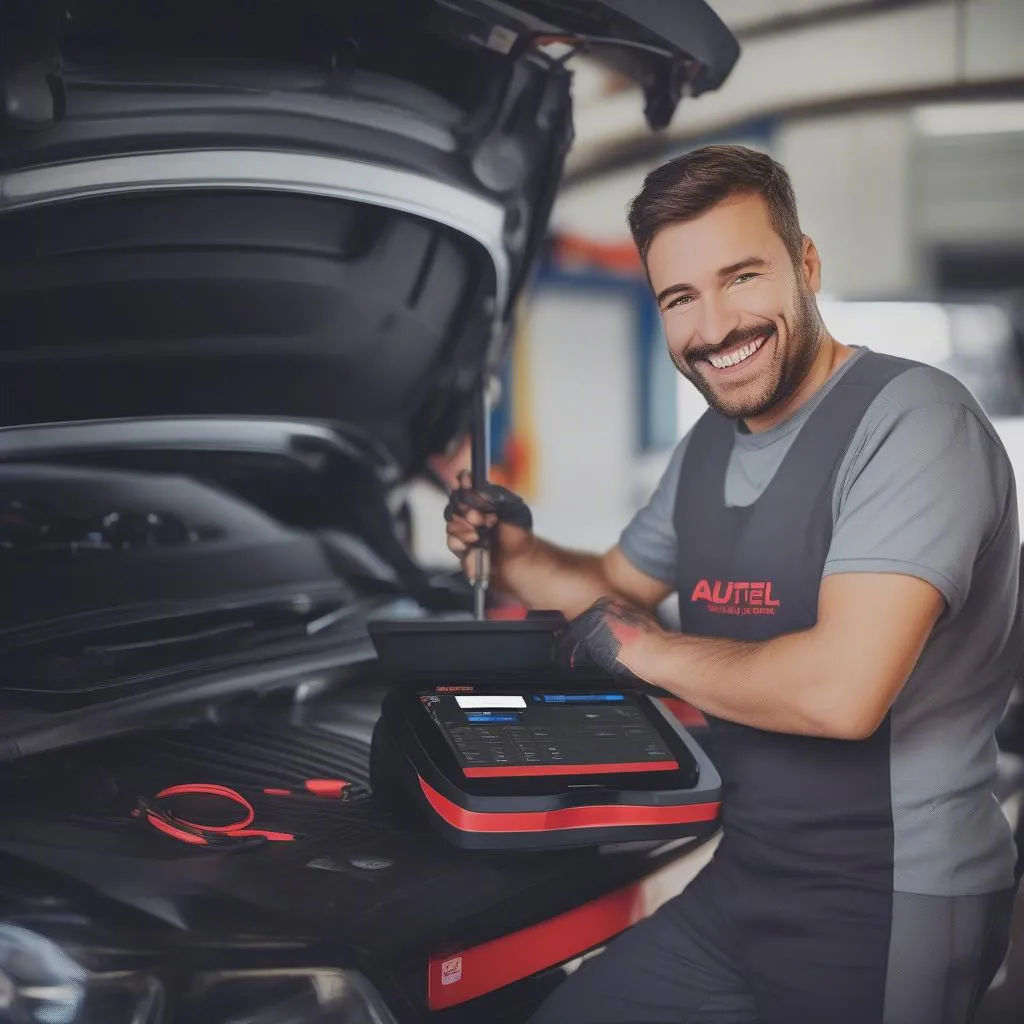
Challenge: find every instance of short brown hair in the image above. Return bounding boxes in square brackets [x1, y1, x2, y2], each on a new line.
[627, 145, 804, 267]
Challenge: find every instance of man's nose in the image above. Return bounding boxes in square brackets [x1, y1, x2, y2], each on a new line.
[695, 293, 740, 349]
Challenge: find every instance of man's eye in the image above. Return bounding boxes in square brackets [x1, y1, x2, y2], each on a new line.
[733, 273, 758, 285]
[664, 295, 693, 310]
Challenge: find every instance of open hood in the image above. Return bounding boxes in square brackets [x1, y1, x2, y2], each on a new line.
[0, 0, 738, 477]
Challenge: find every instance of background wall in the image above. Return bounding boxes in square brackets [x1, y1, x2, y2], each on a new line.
[774, 111, 921, 298]
[524, 288, 636, 552]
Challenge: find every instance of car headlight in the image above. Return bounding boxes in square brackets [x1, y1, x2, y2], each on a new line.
[189, 969, 399, 1024]
[0, 924, 398, 1024]
[0, 923, 93, 1024]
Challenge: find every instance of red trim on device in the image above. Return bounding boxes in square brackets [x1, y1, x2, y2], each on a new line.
[463, 760, 678, 778]
[659, 698, 707, 729]
[428, 880, 645, 1010]
[418, 776, 719, 834]
[486, 604, 529, 620]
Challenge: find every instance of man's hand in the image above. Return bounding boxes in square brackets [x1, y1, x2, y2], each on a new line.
[556, 597, 666, 683]
[443, 475, 674, 619]
[444, 471, 535, 582]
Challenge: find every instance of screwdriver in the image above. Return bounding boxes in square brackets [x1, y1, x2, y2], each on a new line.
[471, 382, 491, 621]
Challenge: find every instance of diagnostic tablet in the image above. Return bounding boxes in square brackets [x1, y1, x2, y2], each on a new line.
[423, 689, 689, 779]
[373, 683, 721, 851]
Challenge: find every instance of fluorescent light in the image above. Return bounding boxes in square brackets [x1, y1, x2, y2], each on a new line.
[913, 101, 1024, 138]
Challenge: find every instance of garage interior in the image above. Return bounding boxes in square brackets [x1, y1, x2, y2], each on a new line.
[1, 1, 1023, 1021]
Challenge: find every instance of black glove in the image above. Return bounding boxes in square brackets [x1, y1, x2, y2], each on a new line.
[443, 480, 533, 532]
[556, 597, 658, 684]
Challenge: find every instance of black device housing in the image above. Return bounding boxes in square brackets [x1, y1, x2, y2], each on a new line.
[368, 616, 722, 852]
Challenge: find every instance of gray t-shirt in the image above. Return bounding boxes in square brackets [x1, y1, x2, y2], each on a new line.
[621, 348, 1021, 897]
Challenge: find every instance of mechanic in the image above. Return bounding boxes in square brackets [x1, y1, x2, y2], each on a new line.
[444, 145, 1022, 1024]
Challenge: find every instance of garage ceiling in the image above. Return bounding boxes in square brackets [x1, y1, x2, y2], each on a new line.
[563, 0, 1024, 178]
[711, 0, 915, 34]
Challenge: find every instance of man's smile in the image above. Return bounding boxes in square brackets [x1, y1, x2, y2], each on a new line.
[697, 328, 776, 376]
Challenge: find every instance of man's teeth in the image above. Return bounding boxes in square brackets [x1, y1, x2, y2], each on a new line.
[707, 335, 767, 369]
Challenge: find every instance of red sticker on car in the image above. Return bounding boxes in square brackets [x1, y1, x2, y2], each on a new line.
[440, 956, 463, 987]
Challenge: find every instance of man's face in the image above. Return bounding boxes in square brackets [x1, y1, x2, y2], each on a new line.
[646, 192, 822, 422]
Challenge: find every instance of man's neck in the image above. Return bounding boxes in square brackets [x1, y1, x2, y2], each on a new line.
[744, 334, 854, 434]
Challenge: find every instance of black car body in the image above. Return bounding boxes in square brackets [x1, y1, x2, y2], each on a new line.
[0, 2, 741, 1022]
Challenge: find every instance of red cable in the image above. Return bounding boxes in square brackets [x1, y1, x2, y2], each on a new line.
[154, 783, 255, 832]
[146, 815, 210, 845]
[143, 783, 296, 844]
[304, 779, 349, 798]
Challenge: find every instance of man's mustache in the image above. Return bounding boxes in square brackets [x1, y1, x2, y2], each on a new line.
[685, 323, 777, 364]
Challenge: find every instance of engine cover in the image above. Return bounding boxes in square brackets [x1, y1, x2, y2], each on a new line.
[2, 462, 341, 620]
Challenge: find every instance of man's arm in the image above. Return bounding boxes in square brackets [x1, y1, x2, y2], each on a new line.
[564, 394, 1012, 740]
[504, 432, 689, 616]
[501, 541, 672, 620]
[630, 572, 944, 738]
[447, 435, 689, 618]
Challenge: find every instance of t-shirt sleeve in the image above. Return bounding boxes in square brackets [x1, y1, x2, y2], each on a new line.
[617, 433, 691, 586]
[824, 399, 1013, 618]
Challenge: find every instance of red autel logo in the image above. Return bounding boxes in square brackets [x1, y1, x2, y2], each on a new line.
[690, 579, 781, 616]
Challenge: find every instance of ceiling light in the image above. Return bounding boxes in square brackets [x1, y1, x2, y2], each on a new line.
[912, 101, 1024, 137]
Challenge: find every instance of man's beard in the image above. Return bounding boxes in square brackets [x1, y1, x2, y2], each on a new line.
[671, 287, 822, 421]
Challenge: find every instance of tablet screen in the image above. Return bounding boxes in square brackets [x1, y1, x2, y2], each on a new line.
[419, 690, 679, 777]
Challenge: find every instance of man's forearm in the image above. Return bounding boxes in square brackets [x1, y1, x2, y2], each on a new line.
[565, 575, 942, 742]
[498, 538, 617, 619]
[639, 629, 866, 739]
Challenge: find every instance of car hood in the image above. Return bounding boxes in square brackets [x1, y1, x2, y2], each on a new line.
[0, 1, 737, 730]
[0, 0, 738, 479]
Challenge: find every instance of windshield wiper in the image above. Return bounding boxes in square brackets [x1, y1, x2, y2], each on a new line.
[0, 593, 367, 709]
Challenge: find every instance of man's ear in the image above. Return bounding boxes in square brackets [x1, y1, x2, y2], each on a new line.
[800, 235, 822, 294]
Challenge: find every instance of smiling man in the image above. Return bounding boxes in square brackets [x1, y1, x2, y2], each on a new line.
[445, 145, 1022, 1024]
